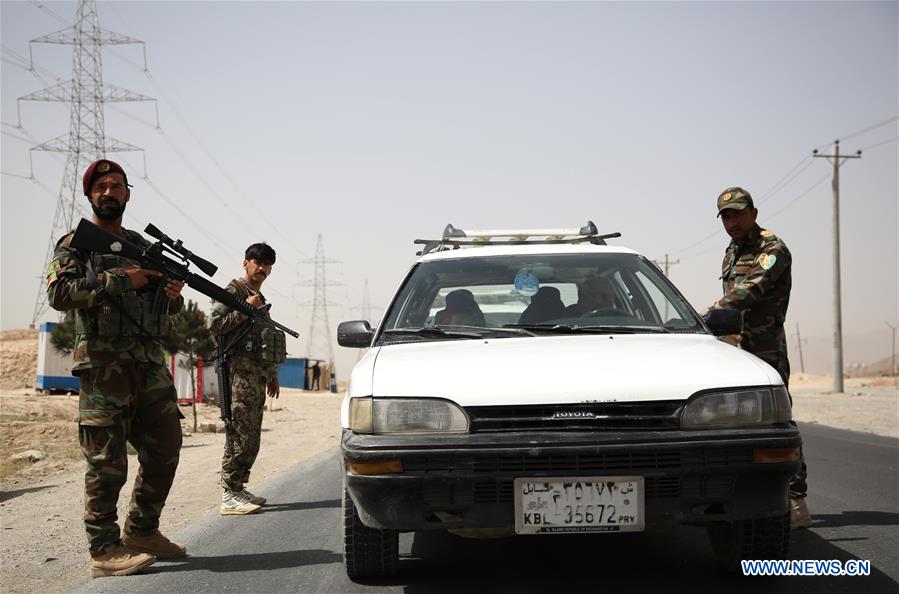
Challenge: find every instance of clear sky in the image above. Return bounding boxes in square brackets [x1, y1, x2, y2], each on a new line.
[2, 1, 897, 378]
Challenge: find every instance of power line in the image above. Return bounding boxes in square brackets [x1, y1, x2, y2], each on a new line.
[104, 47, 310, 261]
[859, 136, 898, 152]
[759, 172, 831, 222]
[671, 119, 896, 259]
[814, 115, 899, 151]
[28, 0, 70, 26]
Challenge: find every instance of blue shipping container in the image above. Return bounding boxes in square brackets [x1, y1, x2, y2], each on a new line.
[278, 358, 307, 390]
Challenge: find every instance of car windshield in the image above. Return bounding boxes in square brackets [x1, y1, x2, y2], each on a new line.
[377, 252, 704, 344]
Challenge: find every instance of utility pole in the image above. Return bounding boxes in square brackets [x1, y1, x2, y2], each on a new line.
[792, 323, 806, 374]
[652, 254, 680, 278]
[21, 0, 154, 327]
[887, 321, 897, 376]
[813, 140, 861, 393]
[651, 255, 680, 320]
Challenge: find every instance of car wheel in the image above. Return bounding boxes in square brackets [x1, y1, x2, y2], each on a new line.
[343, 486, 399, 580]
[707, 513, 790, 572]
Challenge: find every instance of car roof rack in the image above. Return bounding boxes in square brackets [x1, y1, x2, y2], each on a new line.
[414, 221, 621, 255]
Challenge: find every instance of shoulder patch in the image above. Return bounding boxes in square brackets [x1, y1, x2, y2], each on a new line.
[760, 229, 776, 238]
[758, 254, 776, 270]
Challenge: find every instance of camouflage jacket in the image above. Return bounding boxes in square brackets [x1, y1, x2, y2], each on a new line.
[713, 224, 792, 360]
[47, 227, 183, 371]
[209, 278, 277, 381]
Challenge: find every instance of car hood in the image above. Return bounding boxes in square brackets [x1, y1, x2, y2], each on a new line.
[362, 334, 780, 406]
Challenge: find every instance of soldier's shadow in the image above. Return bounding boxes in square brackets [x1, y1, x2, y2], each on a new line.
[257, 498, 341, 514]
[152, 548, 341, 574]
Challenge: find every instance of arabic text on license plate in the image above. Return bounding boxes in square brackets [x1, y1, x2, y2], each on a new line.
[514, 476, 644, 534]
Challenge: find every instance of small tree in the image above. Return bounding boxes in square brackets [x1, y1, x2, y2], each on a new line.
[50, 313, 76, 355]
[167, 300, 216, 432]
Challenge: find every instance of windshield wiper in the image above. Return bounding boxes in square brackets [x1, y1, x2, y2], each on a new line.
[504, 324, 670, 334]
[383, 327, 483, 339]
[446, 324, 537, 337]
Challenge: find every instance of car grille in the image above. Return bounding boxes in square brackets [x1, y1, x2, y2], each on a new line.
[402, 449, 752, 475]
[465, 401, 683, 432]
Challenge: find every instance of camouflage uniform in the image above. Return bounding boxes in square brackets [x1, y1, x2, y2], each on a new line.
[210, 279, 278, 492]
[714, 223, 792, 384]
[47, 229, 184, 552]
[712, 193, 807, 500]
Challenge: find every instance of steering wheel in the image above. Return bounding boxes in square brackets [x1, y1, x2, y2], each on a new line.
[583, 308, 630, 318]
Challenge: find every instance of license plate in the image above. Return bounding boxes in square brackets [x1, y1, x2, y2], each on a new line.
[514, 476, 644, 534]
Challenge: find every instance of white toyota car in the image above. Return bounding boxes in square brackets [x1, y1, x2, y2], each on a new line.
[337, 222, 800, 579]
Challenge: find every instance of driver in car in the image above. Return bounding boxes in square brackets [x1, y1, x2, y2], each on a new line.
[562, 275, 616, 317]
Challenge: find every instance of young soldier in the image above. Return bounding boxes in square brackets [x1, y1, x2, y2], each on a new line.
[708, 186, 810, 529]
[48, 159, 187, 577]
[210, 243, 285, 515]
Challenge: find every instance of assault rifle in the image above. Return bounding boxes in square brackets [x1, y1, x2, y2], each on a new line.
[70, 218, 297, 453]
[68, 218, 299, 339]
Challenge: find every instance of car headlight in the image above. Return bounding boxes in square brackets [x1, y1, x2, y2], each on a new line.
[349, 397, 470, 434]
[681, 386, 792, 429]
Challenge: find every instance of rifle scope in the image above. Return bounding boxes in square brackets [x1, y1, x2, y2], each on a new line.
[145, 223, 218, 277]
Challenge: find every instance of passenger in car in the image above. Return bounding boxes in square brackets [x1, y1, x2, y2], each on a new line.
[518, 286, 564, 324]
[562, 275, 617, 317]
[435, 289, 486, 326]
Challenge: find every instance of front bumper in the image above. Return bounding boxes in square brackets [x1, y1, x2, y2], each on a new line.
[341, 426, 801, 532]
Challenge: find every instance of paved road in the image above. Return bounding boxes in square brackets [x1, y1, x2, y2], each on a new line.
[72, 423, 898, 593]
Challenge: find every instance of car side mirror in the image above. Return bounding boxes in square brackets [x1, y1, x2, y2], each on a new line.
[337, 320, 374, 348]
[703, 309, 742, 336]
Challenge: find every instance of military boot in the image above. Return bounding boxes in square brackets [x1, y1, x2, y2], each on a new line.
[90, 545, 156, 578]
[123, 529, 188, 558]
[790, 497, 812, 529]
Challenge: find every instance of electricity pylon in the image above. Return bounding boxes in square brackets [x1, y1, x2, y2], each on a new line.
[298, 235, 342, 364]
[22, 0, 155, 326]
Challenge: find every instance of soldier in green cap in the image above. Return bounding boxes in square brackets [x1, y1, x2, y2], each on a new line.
[707, 186, 810, 529]
[47, 159, 189, 577]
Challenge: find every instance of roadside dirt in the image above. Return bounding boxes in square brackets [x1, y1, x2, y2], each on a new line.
[0, 388, 342, 594]
[0, 329, 39, 390]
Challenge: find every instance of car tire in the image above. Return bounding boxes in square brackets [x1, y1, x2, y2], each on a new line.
[707, 512, 790, 572]
[343, 486, 399, 580]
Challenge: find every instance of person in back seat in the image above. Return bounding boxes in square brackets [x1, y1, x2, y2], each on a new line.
[435, 289, 486, 326]
[518, 286, 564, 324]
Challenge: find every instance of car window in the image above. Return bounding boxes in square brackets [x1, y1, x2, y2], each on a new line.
[379, 252, 703, 342]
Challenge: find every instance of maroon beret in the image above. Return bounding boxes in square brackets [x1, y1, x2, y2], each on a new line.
[82, 159, 129, 196]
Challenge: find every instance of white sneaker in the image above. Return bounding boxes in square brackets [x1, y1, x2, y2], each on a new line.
[220, 490, 261, 516]
[240, 488, 266, 506]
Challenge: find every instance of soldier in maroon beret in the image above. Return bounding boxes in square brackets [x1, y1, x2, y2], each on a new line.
[47, 159, 188, 577]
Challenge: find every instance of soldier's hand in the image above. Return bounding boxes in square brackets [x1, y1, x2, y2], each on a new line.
[267, 379, 280, 398]
[164, 279, 185, 301]
[124, 266, 162, 290]
[246, 293, 264, 308]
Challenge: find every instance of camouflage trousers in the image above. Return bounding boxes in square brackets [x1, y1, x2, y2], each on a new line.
[221, 365, 269, 491]
[77, 361, 183, 552]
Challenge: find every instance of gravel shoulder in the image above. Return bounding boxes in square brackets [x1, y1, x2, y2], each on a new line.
[0, 388, 342, 594]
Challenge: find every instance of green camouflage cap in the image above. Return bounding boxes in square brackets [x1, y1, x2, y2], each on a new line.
[717, 186, 754, 216]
